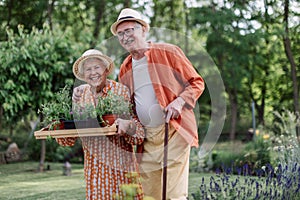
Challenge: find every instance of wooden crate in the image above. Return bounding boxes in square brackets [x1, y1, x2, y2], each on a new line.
[34, 125, 117, 139]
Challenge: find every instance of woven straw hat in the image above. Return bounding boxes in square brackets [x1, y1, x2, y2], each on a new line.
[110, 8, 149, 35]
[73, 49, 114, 81]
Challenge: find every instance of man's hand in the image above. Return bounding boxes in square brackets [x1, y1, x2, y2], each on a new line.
[165, 97, 185, 123]
[72, 86, 84, 103]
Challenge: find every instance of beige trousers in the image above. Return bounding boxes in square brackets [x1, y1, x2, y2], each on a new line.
[139, 124, 190, 200]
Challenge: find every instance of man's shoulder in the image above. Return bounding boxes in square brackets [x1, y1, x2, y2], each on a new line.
[150, 42, 181, 53]
[151, 41, 178, 48]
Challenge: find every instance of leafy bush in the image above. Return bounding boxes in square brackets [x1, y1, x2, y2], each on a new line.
[238, 128, 271, 173]
[211, 150, 243, 172]
[269, 109, 300, 179]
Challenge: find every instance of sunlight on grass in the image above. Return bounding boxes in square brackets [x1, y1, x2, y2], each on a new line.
[0, 162, 85, 200]
[0, 162, 206, 199]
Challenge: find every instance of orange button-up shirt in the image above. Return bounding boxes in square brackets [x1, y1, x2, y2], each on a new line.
[118, 42, 205, 147]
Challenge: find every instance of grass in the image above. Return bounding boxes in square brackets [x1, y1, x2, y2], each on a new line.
[0, 161, 208, 200]
[0, 162, 85, 200]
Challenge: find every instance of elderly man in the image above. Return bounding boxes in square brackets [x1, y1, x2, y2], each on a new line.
[110, 8, 205, 200]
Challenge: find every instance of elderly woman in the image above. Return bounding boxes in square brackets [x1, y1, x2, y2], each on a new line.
[56, 49, 144, 200]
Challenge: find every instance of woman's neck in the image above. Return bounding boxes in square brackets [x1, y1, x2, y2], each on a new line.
[90, 80, 107, 94]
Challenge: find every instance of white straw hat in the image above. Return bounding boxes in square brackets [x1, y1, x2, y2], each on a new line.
[73, 49, 114, 81]
[110, 8, 150, 35]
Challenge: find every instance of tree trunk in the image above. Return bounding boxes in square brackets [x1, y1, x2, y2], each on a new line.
[39, 139, 46, 172]
[229, 90, 237, 141]
[9, 125, 13, 136]
[91, 1, 105, 47]
[283, 0, 299, 114]
[0, 105, 2, 130]
[47, 0, 55, 30]
[123, 0, 131, 8]
[184, 1, 189, 53]
[39, 113, 45, 172]
[6, 0, 13, 27]
[256, 76, 267, 125]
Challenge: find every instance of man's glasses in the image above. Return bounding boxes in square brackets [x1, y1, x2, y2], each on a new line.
[116, 27, 140, 39]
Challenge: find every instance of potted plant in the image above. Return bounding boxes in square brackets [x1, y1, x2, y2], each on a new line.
[38, 84, 98, 130]
[38, 86, 132, 129]
[70, 103, 98, 129]
[96, 91, 132, 127]
[38, 85, 73, 130]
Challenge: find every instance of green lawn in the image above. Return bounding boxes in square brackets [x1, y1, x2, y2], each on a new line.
[0, 162, 206, 200]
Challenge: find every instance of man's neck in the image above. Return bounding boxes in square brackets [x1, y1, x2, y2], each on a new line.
[130, 42, 149, 60]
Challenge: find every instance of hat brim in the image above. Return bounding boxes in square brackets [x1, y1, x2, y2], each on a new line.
[73, 54, 114, 81]
[110, 18, 150, 35]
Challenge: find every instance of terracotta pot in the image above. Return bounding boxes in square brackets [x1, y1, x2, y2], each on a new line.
[100, 114, 117, 127]
[51, 119, 64, 130]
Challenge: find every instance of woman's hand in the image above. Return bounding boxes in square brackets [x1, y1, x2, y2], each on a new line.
[72, 86, 84, 103]
[114, 118, 136, 135]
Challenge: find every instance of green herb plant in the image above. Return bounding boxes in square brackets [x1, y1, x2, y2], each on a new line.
[38, 85, 72, 129]
[96, 91, 132, 125]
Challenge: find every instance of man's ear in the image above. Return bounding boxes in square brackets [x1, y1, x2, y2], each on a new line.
[142, 26, 148, 37]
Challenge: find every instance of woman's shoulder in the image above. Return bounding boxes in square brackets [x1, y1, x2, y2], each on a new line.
[107, 79, 129, 91]
[78, 83, 91, 91]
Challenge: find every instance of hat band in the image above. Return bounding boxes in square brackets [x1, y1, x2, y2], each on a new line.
[118, 16, 135, 21]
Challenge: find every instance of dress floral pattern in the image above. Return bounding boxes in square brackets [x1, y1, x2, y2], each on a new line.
[56, 80, 144, 200]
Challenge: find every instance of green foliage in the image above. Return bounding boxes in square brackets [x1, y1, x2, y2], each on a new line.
[96, 91, 132, 118]
[0, 1, 48, 41]
[212, 150, 243, 172]
[72, 103, 97, 121]
[114, 172, 155, 200]
[210, 134, 271, 173]
[38, 85, 73, 127]
[0, 0, 299, 167]
[27, 133, 82, 163]
[241, 129, 271, 170]
[0, 24, 76, 124]
[151, 0, 186, 32]
[269, 109, 300, 175]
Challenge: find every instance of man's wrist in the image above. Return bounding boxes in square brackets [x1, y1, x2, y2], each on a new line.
[177, 96, 185, 107]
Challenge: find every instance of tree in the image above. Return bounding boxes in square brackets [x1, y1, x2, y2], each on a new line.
[191, 1, 254, 140]
[283, 0, 299, 114]
[0, 0, 48, 41]
[0, 24, 77, 171]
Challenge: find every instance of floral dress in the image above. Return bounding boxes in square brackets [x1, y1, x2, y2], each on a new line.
[56, 80, 144, 200]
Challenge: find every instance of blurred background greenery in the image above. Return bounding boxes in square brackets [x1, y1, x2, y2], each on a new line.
[0, 0, 299, 175]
